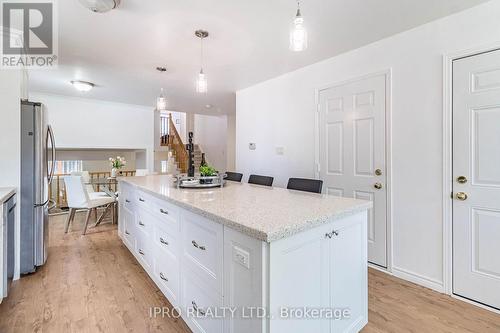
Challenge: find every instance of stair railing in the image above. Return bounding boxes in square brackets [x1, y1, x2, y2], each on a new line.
[167, 114, 189, 173]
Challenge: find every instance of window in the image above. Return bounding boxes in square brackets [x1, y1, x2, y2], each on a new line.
[53, 160, 83, 174]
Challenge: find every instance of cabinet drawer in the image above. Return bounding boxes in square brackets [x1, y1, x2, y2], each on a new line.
[154, 220, 179, 259]
[182, 274, 223, 333]
[182, 211, 223, 294]
[136, 190, 179, 231]
[135, 208, 155, 237]
[123, 208, 135, 250]
[135, 231, 153, 271]
[154, 251, 180, 306]
[120, 183, 135, 212]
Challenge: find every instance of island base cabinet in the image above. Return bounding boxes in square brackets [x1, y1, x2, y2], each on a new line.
[117, 180, 369, 333]
[268, 211, 368, 333]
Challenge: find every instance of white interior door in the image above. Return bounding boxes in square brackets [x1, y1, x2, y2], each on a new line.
[453, 50, 500, 310]
[318, 74, 387, 267]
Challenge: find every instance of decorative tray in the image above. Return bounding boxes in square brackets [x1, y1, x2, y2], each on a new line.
[177, 175, 226, 189]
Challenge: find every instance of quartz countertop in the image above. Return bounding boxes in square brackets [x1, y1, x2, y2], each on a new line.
[120, 175, 372, 242]
[0, 187, 16, 204]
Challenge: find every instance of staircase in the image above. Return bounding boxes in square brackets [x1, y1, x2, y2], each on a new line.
[159, 114, 207, 174]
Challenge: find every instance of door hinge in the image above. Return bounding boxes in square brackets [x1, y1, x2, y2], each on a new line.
[316, 163, 321, 173]
[317, 104, 321, 113]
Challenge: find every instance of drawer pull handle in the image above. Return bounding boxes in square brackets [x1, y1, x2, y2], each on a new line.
[139, 221, 145, 227]
[125, 199, 131, 203]
[159, 272, 168, 281]
[139, 198, 145, 202]
[192, 240, 206, 251]
[125, 230, 130, 235]
[139, 249, 145, 255]
[160, 208, 169, 215]
[192, 301, 206, 316]
[160, 237, 169, 246]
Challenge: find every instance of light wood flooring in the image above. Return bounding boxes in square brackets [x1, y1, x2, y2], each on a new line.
[0, 213, 499, 333]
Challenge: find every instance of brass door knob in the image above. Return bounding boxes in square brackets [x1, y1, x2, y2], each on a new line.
[374, 183, 383, 190]
[456, 176, 467, 184]
[375, 169, 383, 176]
[456, 192, 468, 201]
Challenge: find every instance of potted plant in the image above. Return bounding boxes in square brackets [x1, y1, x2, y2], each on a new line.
[199, 165, 217, 184]
[109, 156, 126, 178]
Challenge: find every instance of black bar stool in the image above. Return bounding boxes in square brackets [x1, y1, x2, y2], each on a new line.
[287, 178, 323, 194]
[248, 174, 274, 187]
[225, 171, 243, 182]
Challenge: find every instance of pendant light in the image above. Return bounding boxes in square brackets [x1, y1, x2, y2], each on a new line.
[195, 30, 209, 93]
[290, 1, 308, 52]
[156, 88, 167, 111]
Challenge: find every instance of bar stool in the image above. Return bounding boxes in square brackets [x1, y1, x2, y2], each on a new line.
[287, 178, 323, 194]
[248, 174, 274, 187]
[225, 171, 243, 182]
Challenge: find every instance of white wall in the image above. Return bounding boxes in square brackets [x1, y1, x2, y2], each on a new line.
[236, 1, 500, 292]
[226, 114, 236, 171]
[194, 114, 228, 172]
[30, 93, 155, 171]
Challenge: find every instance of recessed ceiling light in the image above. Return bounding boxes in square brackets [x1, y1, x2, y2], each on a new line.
[70, 80, 94, 92]
[205, 104, 213, 109]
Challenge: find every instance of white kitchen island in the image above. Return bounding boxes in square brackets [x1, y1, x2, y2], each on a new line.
[118, 175, 371, 333]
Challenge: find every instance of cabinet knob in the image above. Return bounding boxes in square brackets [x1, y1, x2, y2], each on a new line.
[160, 208, 169, 215]
[139, 221, 145, 227]
[138, 249, 145, 255]
[325, 230, 340, 239]
[125, 199, 131, 203]
[159, 272, 168, 281]
[125, 230, 130, 235]
[160, 237, 169, 246]
[139, 198, 145, 202]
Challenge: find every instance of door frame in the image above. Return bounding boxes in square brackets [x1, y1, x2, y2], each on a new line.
[314, 69, 393, 273]
[443, 42, 500, 313]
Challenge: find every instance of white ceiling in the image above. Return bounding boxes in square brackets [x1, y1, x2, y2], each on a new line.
[29, 0, 490, 114]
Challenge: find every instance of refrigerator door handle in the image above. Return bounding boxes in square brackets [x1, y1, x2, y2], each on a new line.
[47, 125, 56, 185]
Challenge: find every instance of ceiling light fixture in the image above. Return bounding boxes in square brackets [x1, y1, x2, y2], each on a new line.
[70, 80, 94, 92]
[195, 30, 209, 94]
[290, 1, 308, 52]
[157, 88, 167, 111]
[78, 0, 121, 13]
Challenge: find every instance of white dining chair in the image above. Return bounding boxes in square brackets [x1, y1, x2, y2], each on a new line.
[64, 176, 116, 235]
[71, 171, 108, 196]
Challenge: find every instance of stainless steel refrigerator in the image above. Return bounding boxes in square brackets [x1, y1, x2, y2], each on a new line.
[20, 101, 56, 274]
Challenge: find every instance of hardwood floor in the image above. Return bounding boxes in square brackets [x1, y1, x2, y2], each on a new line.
[0, 213, 499, 333]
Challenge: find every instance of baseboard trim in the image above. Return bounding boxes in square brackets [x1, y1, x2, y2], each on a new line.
[391, 266, 444, 293]
[451, 294, 500, 314]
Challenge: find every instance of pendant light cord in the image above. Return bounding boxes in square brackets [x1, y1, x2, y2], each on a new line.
[200, 36, 204, 73]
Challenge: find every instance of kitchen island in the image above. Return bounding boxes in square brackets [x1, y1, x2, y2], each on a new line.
[118, 175, 371, 333]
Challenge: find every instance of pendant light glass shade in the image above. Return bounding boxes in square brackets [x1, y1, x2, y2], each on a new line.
[156, 88, 167, 111]
[195, 30, 209, 93]
[290, 3, 307, 52]
[196, 69, 208, 93]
